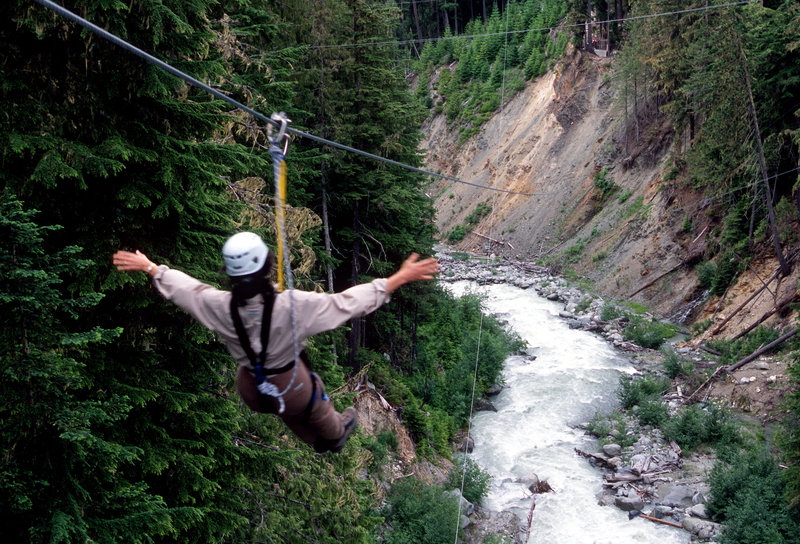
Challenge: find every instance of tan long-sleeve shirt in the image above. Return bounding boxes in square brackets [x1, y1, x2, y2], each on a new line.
[152, 266, 391, 370]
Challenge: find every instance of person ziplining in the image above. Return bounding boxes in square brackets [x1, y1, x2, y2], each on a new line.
[112, 234, 439, 453]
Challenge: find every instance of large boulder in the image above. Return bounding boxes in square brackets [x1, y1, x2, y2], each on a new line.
[661, 485, 696, 508]
[614, 495, 645, 512]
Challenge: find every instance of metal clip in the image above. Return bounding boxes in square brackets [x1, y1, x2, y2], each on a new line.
[268, 112, 291, 155]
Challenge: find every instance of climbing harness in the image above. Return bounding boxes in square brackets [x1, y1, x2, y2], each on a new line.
[230, 287, 320, 419]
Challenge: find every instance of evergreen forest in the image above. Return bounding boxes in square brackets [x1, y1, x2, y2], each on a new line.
[0, 0, 519, 542]
[3, 0, 800, 543]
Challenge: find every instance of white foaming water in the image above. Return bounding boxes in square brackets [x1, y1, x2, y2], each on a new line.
[447, 282, 689, 544]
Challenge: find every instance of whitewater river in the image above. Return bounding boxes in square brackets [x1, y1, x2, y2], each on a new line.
[446, 281, 690, 544]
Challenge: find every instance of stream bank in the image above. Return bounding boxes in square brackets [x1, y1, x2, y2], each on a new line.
[437, 249, 750, 543]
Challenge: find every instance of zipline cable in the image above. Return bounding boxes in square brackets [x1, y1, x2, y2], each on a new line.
[310, 0, 759, 50]
[31, 0, 538, 197]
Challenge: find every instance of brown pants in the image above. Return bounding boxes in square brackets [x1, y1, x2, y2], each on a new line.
[236, 362, 344, 448]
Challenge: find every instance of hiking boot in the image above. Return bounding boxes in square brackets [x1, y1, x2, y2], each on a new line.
[329, 407, 359, 453]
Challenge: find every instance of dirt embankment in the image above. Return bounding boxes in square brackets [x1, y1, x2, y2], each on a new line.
[420, 44, 800, 422]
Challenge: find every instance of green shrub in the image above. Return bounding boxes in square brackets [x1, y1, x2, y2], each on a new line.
[623, 316, 676, 349]
[706, 326, 783, 365]
[446, 456, 491, 504]
[695, 261, 717, 290]
[383, 478, 461, 544]
[600, 304, 624, 321]
[448, 224, 468, 243]
[466, 202, 492, 224]
[707, 449, 799, 544]
[618, 374, 670, 409]
[637, 397, 669, 426]
[585, 412, 611, 439]
[663, 403, 741, 450]
[593, 167, 617, 200]
[565, 240, 586, 261]
[662, 345, 694, 378]
[682, 214, 694, 233]
[365, 429, 399, 466]
[711, 251, 745, 296]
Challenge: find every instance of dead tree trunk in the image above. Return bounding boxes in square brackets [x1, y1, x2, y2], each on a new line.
[738, 37, 790, 277]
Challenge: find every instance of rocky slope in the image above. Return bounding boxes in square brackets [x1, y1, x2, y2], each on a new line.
[420, 45, 800, 336]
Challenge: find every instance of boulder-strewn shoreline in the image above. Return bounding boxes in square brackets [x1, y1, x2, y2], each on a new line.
[439, 250, 720, 543]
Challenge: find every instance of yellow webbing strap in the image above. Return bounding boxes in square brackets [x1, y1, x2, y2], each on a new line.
[274, 154, 287, 292]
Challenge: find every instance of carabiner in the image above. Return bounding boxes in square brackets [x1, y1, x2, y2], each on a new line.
[268, 112, 291, 155]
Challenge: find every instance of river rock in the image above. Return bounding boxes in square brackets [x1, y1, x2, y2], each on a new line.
[461, 506, 523, 544]
[446, 488, 475, 517]
[614, 495, 645, 512]
[602, 443, 622, 457]
[662, 485, 696, 508]
[487, 384, 503, 396]
[682, 516, 720, 538]
[688, 503, 708, 518]
[458, 436, 475, 453]
[474, 398, 498, 412]
[517, 473, 540, 487]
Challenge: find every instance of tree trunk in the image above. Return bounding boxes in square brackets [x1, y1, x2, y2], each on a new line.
[737, 37, 790, 276]
[321, 178, 334, 292]
[348, 199, 363, 367]
[410, 0, 423, 47]
[587, 0, 592, 49]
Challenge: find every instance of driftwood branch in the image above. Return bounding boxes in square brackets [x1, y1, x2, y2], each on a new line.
[524, 498, 537, 542]
[473, 231, 514, 249]
[727, 328, 798, 372]
[575, 448, 616, 469]
[639, 514, 683, 528]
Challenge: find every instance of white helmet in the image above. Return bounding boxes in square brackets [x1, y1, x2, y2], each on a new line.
[222, 232, 269, 277]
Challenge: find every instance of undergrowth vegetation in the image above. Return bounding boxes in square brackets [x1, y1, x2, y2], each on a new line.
[589, 319, 800, 544]
[368, 286, 525, 457]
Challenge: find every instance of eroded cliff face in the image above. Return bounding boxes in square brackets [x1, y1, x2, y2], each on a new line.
[421, 45, 799, 334]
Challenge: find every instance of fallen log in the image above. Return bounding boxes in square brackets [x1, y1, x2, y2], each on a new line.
[731, 292, 800, 341]
[727, 328, 798, 372]
[575, 448, 616, 469]
[473, 231, 514, 249]
[524, 498, 537, 542]
[605, 473, 642, 482]
[639, 514, 683, 529]
[700, 344, 722, 356]
[709, 267, 782, 336]
[627, 262, 683, 298]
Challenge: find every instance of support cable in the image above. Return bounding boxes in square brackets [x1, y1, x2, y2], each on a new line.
[31, 0, 539, 197]
[311, 0, 759, 50]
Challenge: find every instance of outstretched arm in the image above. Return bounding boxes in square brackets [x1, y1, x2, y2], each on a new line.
[385, 253, 440, 293]
[113, 250, 159, 278]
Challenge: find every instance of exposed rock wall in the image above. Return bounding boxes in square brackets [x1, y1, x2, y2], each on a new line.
[422, 47, 800, 335]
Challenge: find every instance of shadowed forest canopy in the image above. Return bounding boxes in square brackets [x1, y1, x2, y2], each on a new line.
[0, 1, 518, 542]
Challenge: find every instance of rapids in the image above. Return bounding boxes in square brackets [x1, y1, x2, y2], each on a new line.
[447, 281, 690, 544]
